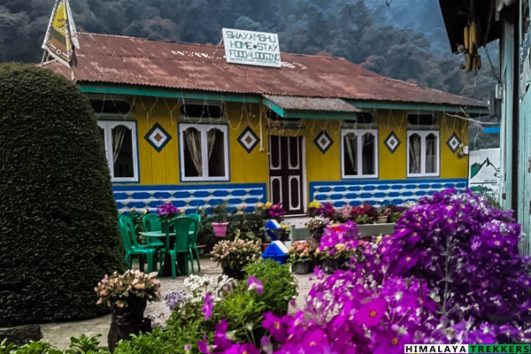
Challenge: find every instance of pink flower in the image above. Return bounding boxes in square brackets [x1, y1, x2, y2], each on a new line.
[247, 276, 264, 295]
[202, 293, 213, 320]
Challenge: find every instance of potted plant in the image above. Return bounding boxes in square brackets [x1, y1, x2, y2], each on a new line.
[315, 221, 360, 274]
[305, 215, 330, 246]
[376, 206, 392, 223]
[211, 203, 230, 237]
[257, 201, 287, 222]
[95, 270, 161, 351]
[156, 202, 181, 231]
[288, 241, 314, 274]
[211, 239, 261, 280]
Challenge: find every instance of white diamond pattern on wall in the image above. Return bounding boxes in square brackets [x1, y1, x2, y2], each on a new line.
[237, 127, 259, 153]
[384, 132, 400, 153]
[314, 131, 333, 153]
[447, 133, 461, 153]
[144, 123, 171, 152]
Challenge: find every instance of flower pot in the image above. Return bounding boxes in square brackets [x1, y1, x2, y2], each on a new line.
[291, 260, 312, 274]
[108, 296, 150, 351]
[376, 216, 388, 224]
[212, 222, 229, 237]
[321, 259, 339, 274]
[222, 265, 245, 280]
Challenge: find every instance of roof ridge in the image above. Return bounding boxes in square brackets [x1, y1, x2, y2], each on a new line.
[77, 31, 350, 60]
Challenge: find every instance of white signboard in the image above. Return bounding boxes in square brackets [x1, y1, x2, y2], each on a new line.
[222, 28, 281, 68]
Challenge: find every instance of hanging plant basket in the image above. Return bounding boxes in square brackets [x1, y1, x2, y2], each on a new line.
[212, 222, 229, 237]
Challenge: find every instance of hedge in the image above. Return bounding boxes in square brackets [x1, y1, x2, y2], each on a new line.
[0, 64, 125, 325]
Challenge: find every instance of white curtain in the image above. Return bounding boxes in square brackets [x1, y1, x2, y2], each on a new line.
[207, 129, 218, 159]
[112, 125, 126, 163]
[344, 133, 357, 175]
[409, 134, 421, 174]
[425, 134, 437, 173]
[185, 128, 202, 176]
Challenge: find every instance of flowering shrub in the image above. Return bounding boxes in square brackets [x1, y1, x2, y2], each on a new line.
[308, 202, 407, 224]
[257, 202, 287, 221]
[156, 202, 181, 220]
[315, 221, 360, 260]
[380, 189, 531, 325]
[211, 239, 261, 270]
[287, 241, 313, 263]
[95, 270, 161, 308]
[165, 274, 236, 311]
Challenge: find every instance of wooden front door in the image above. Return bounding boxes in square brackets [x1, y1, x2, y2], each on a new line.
[269, 136, 304, 215]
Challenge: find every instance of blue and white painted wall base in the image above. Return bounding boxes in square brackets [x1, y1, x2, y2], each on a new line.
[309, 179, 468, 207]
[113, 183, 267, 214]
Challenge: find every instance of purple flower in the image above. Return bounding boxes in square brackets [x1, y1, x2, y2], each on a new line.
[197, 339, 210, 354]
[201, 293, 213, 320]
[263, 311, 287, 341]
[247, 276, 263, 295]
[224, 343, 260, 354]
[156, 202, 180, 218]
[355, 298, 386, 327]
[213, 319, 233, 350]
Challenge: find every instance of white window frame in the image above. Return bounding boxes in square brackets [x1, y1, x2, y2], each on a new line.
[97, 120, 139, 183]
[340, 129, 379, 179]
[179, 124, 230, 182]
[407, 130, 440, 177]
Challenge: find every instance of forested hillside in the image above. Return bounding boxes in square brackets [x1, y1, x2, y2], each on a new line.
[0, 0, 498, 147]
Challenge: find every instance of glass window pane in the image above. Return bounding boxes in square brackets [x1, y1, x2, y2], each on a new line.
[207, 129, 225, 177]
[111, 125, 134, 178]
[343, 133, 358, 176]
[425, 133, 437, 173]
[183, 128, 202, 177]
[361, 133, 375, 175]
[409, 134, 421, 174]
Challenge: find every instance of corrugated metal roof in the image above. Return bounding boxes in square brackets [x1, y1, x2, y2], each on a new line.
[264, 95, 360, 113]
[45, 32, 485, 108]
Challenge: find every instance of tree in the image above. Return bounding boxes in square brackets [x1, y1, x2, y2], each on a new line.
[0, 64, 125, 325]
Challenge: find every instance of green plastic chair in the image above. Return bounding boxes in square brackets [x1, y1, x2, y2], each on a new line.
[165, 216, 198, 279]
[141, 213, 165, 248]
[187, 213, 202, 272]
[118, 215, 158, 272]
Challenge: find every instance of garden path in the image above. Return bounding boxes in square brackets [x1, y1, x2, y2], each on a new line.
[40, 258, 313, 349]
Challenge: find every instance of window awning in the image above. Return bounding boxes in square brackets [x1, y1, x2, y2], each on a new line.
[262, 95, 361, 120]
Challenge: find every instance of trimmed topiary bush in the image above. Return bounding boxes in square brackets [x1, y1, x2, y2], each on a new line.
[0, 64, 125, 325]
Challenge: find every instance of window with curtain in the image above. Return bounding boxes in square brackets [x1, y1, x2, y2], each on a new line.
[341, 129, 378, 178]
[179, 124, 229, 181]
[407, 130, 439, 177]
[97, 120, 138, 182]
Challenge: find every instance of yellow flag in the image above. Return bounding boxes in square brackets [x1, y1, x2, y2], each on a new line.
[42, 0, 79, 69]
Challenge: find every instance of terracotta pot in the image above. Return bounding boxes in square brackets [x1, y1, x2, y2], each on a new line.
[212, 222, 229, 237]
[222, 265, 245, 280]
[291, 260, 312, 274]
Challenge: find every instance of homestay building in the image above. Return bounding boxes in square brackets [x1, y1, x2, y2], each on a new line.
[45, 32, 486, 215]
[438, 0, 530, 254]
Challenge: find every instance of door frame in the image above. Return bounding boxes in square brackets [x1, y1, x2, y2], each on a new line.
[268, 135, 307, 216]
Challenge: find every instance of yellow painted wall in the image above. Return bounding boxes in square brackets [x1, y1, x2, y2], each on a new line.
[305, 120, 341, 182]
[135, 97, 179, 185]
[226, 102, 269, 183]
[107, 98, 468, 188]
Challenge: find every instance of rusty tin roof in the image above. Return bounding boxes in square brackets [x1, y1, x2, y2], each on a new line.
[45, 32, 484, 108]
